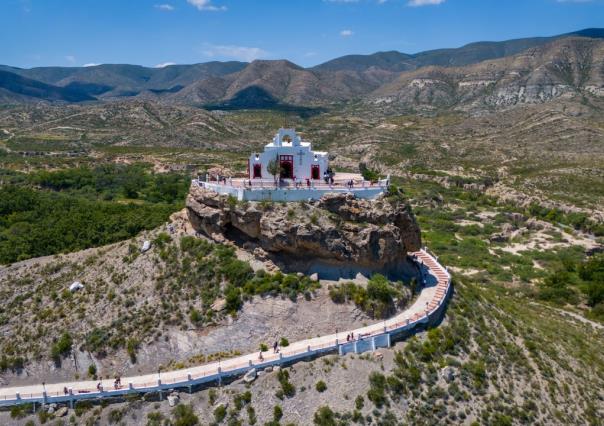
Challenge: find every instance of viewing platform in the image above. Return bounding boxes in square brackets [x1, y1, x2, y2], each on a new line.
[196, 172, 389, 202]
[193, 173, 390, 201]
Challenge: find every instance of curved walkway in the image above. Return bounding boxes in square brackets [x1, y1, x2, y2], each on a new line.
[0, 249, 451, 406]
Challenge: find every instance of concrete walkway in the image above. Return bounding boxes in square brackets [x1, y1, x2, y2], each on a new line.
[0, 249, 451, 405]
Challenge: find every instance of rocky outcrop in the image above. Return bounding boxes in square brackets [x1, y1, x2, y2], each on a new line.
[186, 186, 421, 272]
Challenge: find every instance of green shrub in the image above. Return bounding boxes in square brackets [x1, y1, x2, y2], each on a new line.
[51, 332, 73, 360]
[314, 406, 337, 426]
[273, 405, 283, 421]
[172, 404, 199, 426]
[279, 337, 289, 347]
[316, 380, 327, 392]
[126, 338, 139, 363]
[213, 404, 227, 423]
[367, 372, 387, 408]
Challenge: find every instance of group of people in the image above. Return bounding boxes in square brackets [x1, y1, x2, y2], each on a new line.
[323, 168, 335, 185]
[346, 332, 364, 342]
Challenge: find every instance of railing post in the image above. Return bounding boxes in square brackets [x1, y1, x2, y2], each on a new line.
[187, 373, 192, 381]
[129, 383, 134, 390]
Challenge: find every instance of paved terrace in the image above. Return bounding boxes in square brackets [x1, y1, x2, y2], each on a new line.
[0, 249, 451, 407]
[198, 173, 390, 201]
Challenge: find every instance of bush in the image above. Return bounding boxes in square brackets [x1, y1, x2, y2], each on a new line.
[316, 380, 327, 392]
[126, 338, 139, 363]
[279, 337, 289, 347]
[277, 369, 296, 398]
[273, 405, 283, 421]
[88, 363, 97, 377]
[51, 332, 73, 360]
[173, 404, 199, 426]
[367, 372, 387, 408]
[314, 406, 337, 426]
[213, 405, 227, 423]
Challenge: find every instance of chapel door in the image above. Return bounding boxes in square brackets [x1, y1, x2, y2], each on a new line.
[280, 155, 293, 179]
[311, 165, 320, 180]
[253, 164, 262, 178]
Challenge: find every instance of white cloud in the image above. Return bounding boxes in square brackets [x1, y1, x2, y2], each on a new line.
[65, 55, 76, 64]
[154, 62, 176, 68]
[83, 63, 100, 67]
[408, 0, 446, 6]
[187, 0, 226, 11]
[201, 44, 268, 62]
[340, 29, 354, 37]
[154, 4, 174, 11]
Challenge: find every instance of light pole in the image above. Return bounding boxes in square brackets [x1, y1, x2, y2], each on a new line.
[157, 367, 161, 383]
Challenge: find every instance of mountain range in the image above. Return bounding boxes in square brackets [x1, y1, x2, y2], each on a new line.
[1, 28, 603, 111]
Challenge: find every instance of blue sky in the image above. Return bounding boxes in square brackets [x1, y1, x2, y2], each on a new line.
[2, 0, 603, 68]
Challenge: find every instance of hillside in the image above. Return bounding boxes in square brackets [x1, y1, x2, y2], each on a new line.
[0, 29, 603, 108]
[0, 178, 602, 425]
[369, 37, 604, 112]
[0, 70, 95, 103]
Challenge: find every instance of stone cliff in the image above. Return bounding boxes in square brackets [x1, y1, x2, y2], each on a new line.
[186, 185, 421, 276]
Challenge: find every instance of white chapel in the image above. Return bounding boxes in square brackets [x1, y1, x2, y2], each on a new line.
[248, 128, 329, 181]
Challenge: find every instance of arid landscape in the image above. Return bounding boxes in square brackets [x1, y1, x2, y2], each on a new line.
[0, 9, 603, 425]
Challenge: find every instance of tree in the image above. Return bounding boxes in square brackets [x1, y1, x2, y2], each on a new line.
[267, 155, 282, 186]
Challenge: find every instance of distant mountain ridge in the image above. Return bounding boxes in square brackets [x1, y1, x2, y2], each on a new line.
[313, 28, 604, 72]
[0, 28, 603, 108]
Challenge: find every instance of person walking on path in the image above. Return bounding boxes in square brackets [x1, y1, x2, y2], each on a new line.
[273, 341, 279, 353]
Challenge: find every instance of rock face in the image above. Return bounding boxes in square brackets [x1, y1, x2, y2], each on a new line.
[186, 185, 421, 273]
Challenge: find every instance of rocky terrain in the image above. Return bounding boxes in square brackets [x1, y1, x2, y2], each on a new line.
[186, 187, 421, 277]
[1, 27, 603, 426]
[0, 219, 381, 390]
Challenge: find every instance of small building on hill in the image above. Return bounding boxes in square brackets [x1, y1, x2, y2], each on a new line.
[248, 128, 329, 182]
[198, 127, 389, 201]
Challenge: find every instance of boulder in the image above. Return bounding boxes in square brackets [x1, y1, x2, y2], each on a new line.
[489, 233, 507, 243]
[167, 393, 179, 407]
[243, 368, 257, 383]
[440, 366, 456, 383]
[186, 186, 422, 272]
[141, 240, 151, 253]
[309, 273, 319, 282]
[69, 281, 84, 292]
[55, 407, 68, 417]
[211, 298, 227, 312]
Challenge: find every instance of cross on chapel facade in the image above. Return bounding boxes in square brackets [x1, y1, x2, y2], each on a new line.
[248, 128, 329, 181]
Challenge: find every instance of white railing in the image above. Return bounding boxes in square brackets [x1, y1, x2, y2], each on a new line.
[0, 248, 450, 407]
